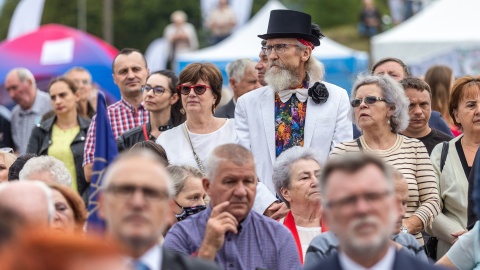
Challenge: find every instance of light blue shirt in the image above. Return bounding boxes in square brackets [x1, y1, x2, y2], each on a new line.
[11, 90, 52, 154]
[447, 221, 480, 270]
[131, 244, 162, 270]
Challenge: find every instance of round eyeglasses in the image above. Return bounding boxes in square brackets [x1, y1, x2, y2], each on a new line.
[141, 85, 167, 96]
[262, 44, 300, 55]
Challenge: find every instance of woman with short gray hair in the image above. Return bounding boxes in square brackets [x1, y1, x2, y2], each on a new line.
[272, 146, 324, 264]
[167, 165, 206, 223]
[331, 74, 440, 246]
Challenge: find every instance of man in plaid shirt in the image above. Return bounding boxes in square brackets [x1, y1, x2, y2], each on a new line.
[83, 48, 149, 182]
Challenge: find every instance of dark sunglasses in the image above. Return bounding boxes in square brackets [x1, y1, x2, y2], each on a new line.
[141, 85, 167, 96]
[177, 84, 211, 95]
[351, 96, 387, 107]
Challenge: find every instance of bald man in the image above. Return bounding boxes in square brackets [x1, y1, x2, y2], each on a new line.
[0, 181, 54, 228]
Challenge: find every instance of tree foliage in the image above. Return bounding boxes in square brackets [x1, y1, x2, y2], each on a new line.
[0, 0, 387, 52]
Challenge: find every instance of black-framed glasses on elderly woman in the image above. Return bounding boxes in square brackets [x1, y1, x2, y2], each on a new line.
[177, 84, 211, 95]
[350, 96, 387, 108]
[141, 85, 167, 96]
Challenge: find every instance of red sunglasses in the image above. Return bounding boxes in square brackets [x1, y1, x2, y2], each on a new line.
[177, 84, 211, 95]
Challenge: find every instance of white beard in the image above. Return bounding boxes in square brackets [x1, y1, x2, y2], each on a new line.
[264, 62, 300, 92]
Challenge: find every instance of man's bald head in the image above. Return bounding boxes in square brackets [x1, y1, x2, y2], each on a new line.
[0, 181, 54, 228]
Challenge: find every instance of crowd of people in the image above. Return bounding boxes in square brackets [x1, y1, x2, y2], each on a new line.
[0, 7, 479, 270]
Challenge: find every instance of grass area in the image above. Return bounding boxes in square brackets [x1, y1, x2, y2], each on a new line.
[323, 24, 372, 55]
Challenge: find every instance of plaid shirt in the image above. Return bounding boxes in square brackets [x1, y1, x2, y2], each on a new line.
[83, 98, 148, 166]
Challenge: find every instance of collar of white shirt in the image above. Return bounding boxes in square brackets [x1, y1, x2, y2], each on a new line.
[277, 88, 308, 103]
[130, 244, 162, 270]
[338, 246, 395, 270]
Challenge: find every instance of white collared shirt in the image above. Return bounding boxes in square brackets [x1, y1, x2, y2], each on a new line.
[131, 244, 162, 270]
[338, 246, 395, 270]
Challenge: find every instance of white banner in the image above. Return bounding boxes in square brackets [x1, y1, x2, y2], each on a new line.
[200, 0, 253, 31]
[7, 0, 45, 40]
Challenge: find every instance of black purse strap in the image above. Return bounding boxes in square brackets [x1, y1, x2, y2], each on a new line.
[440, 141, 449, 172]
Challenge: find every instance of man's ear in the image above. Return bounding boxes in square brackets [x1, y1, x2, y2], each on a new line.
[202, 178, 211, 196]
[301, 47, 312, 62]
[229, 78, 237, 91]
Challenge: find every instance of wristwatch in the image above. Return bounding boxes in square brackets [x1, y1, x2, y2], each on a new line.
[400, 225, 409, 234]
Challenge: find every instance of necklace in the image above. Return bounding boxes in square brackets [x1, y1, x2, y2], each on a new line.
[462, 138, 479, 153]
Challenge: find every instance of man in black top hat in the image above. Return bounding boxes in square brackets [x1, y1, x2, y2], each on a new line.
[235, 9, 353, 216]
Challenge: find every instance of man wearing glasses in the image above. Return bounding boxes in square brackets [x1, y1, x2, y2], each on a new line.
[305, 153, 441, 270]
[235, 10, 352, 217]
[99, 150, 220, 270]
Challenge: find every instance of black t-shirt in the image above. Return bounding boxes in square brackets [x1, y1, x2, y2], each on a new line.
[417, 128, 453, 155]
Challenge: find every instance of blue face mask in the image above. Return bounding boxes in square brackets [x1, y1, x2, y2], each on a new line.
[174, 201, 206, 221]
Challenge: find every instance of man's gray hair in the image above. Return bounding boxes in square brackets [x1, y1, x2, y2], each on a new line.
[0, 181, 55, 224]
[295, 40, 325, 82]
[19, 156, 72, 187]
[101, 149, 175, 197]
[13, 67, 36, 88]
[272, 146, 322, 208]
[65, 66, 92, 79]
[320, 153, 394, 207]
[167, 165, 203, 196]
[226, 58, 256, 83]
[205, 144, 254, 182]
[351, 74, 410, 133]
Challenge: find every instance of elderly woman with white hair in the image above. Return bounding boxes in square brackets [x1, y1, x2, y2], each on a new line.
[331, 74, 440, 246]
[273, 146, 325, 264]
[18, 156, 72, 187]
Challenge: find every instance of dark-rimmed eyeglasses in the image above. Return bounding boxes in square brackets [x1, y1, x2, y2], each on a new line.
[262, 44, 300, 55]
[141, 85, 167, 96]
[350, 96, 387, 107]
[105, 184, 170, 202]
[177, 84, 211, 95]
[325, 190, 392, 209]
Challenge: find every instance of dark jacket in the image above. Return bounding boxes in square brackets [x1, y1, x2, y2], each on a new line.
[116, 122, 156, 152]
[162, 248, 221, 270]
[0, 114, 14, 149]
[26, 115, 91, 195]
[214, 98, 235, 119]
[304, 250, 446, 270]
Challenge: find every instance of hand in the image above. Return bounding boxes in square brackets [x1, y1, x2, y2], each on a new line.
[198, 201, 238, 260]
[451, 229, 468, 245]
[264, 201, 289, 220]
[402, 216, 423, 234]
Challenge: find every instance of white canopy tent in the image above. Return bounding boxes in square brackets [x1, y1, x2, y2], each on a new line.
[371, 0, 480, 64]
[176, 0, 368, 91]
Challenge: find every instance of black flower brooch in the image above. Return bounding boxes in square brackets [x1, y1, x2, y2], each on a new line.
[308, 82, 329, 104]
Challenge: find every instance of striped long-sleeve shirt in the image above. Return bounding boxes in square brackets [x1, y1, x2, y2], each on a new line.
[331, 135, 441, 245]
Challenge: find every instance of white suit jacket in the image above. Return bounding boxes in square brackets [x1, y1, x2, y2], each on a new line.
[235, 81, 353, 213]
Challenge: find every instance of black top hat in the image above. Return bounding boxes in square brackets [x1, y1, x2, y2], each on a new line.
[258, 10, 320, 46]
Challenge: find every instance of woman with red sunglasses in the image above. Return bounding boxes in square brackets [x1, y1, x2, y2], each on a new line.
[331, 74, 440, 248]
[156, 63, 236, 176]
